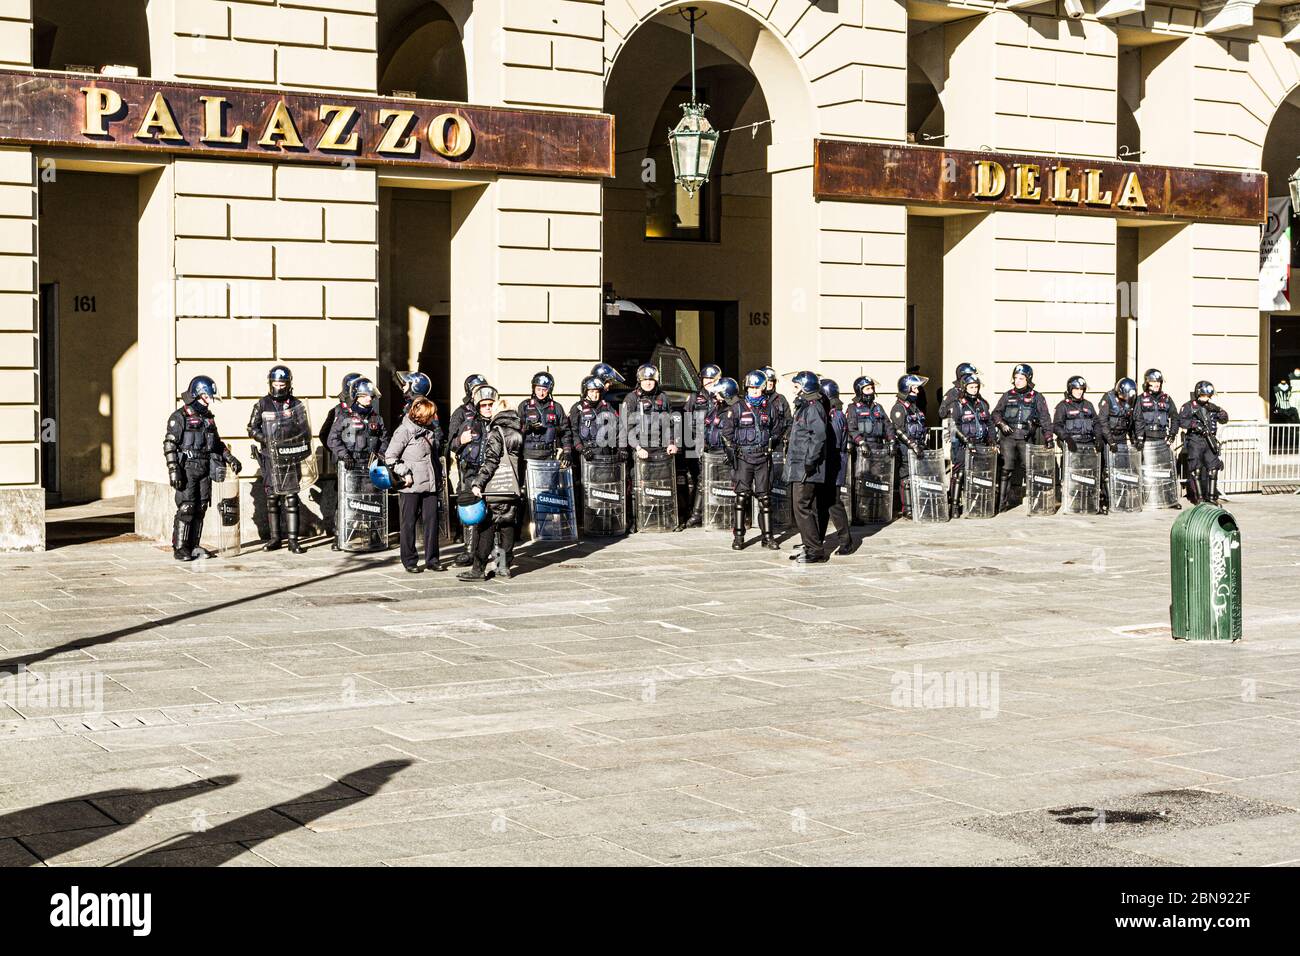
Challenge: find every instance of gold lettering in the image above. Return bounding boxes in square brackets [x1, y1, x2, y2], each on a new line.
[429, 112, 473, 159]
[1049, 166, 1080, 204]
[80, 86, 124, 136]
[200, 95, 245, 145]
[317, 105, 360, 153]
[376, 109, 418, 155]
[1011, 163, 1041, 202]
[134, 92, 185, 143]
[1082, 168, 1112, 206]
[972, 160, 1006, 199]
[1115, 171, 1148, 210]
[258, 100, 305, 149]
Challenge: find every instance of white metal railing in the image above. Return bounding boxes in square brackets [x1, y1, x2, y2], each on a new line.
[924, 423, 1300, 494]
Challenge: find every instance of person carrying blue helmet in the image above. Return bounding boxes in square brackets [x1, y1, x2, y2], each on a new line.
[164, 375, 242, 561]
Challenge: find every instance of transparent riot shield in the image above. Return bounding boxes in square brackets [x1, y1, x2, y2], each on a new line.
[200, 459, 241, 557]
[759, 450, 795, 532]
[262, 404, 316, 496]
[1140, 440, 1179, 510]
[526, 459, 578, 542]
[702, 450, 736, 532]
[581, 457, 627, 536]
[853, 445, 894, 524]
[1061, 447, 1101, 515]
[634, 451, 678, 532]
[437, 476, 454, 545]
[961, 445, 998, 519]
[1106, 443, 1142, 514]
[1027, 445, 1060, 516]
[905, 449, 949, 523]
[337, 461, 388, 552]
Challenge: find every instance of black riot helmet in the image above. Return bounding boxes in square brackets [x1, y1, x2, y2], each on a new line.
[463, 374, 487, 400]
[1067, 375, 1087, 398]
[187, 375, 220, 405]
[531, 371, 555, 396]
[1012, 363, 1034, 386]
[819, 378, 840, 403]
[1143, 368, 1163, 392]
[961, 373, 981, 396]
[853, 375, 876, 401]
[268, 365, 292, 396]
[898, 373, 927, 397]
[955, 362, 977, 381]
[708, 377, 739, 403]
[340, 371, 363, 402]
[1116, 377, 1138, 401]
[1194, 380, 1215, 400]
[700, 364, 722, 384]
[590, 363, 626, 386]
[793, 371, 820, 396]
[581, 376, 604, 400]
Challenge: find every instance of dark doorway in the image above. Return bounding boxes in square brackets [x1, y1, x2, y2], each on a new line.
[39, 282, 58, 501]
[635, 299, 740, 378]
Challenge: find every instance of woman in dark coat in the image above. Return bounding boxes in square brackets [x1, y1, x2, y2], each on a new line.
[459, 400, 524, 581]
[385, 397, 444, 573]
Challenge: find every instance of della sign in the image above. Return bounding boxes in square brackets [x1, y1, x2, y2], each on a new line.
[0, 69, 614, 178]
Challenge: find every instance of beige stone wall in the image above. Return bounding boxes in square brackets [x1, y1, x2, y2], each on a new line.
[0, 0, 30, 67]
[0, 146, 36, 494]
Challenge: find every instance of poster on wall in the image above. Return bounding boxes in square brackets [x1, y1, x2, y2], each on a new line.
[1260, 197, 1292, 311]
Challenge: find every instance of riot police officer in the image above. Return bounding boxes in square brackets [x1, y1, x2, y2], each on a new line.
[938, 362, 979, 434]
[621, 364, 681, 532]
[682, 364, 722, 528]
[818, 379, 852, 556]
[847, 376, 895, 451]
[571, 376, 621, 462]
[722, 370, 780, 550]
[395, 371, 433, 417]
[320, 372, 363, 449]
[890, 373, 929, 517]
[518, 371, 573, 464]
[686, 374, 734, 527]
[247, 365, 311, 554]
[1098, 377, 1137, 451]
[992, 363, 1052, 509]
[1134, 368, 1181, 509]
[449, 380, 493, 564]
[590, 362, 627, 395]
[761, 366, 792, 449]
[1178, 381, 1229, 504]
[948, 373, 994, 517]
[1052, 377, 1099, 452]
[165, 376, 242, 561]
[328, 378, 389, 463]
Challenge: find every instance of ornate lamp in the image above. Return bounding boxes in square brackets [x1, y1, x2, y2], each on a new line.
[667, 7, 719, 197]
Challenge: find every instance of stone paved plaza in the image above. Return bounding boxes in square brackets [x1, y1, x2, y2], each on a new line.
[1, 496, 1298, 867]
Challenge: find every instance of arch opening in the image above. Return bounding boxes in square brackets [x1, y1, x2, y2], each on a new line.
[1260, 85, 1300, 426]
[378, 0, 468, 101]
[34, 0, 151, 76]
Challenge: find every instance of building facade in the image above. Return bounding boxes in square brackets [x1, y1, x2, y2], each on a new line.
[0, 0, 1297, 550]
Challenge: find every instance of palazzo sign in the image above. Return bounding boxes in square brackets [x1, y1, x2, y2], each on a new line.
[0, 69, 614, 178]
[814, 140, 1266, 226]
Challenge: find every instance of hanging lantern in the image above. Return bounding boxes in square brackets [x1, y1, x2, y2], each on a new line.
[667, 7, 719, 197]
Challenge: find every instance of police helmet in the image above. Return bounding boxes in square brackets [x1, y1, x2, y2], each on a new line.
[744, 370, 769, 390]
[955, 362, 977, 380]
[898, 373, 928, 396]
[268, 365, 293, 390]
[792, 371, 820, 396]
[531, 371, 555, 393]
[1143, 368, 1164, 390]
[351, 378, 380, 403]
[471, 384, 499, 406]
[1116, 377, 1138, 400]
[395, 371, 431, 399]
[340, 372, 363, 400]
[701, 364, 722, 382]
[761, 366, 778, 389]
[819, 378, 840, 402]
[708, 377, 739, 402]
[1067, 375, 1087, 396]
[961, 373, 981, 391]
[463, 374, 487, 398]
[590, 363, 626, 386]
[853, 375, 876, 400]
[581, 376, 604, 397]
[369, 461, 397, 491]
[636, 363, 659, 384]
[1012, 363, 1034, 383]
[187, 375, 220, 404]
[1194, 380, 1215, 399]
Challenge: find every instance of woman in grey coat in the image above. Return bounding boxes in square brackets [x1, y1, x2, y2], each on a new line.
[385, 398, 445, 573]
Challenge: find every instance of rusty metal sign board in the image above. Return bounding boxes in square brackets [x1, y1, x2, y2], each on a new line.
[0, 68, 614, 178]
[815, 139, 1266, 226]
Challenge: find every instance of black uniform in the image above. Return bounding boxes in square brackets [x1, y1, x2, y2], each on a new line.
[821, 401, 851, 552]
[721, 394, 777, 543]
[327, 401, 389, 463]
[448, 406, 490, 563]
[1133, 390, 1179, 447]
[164, 392, 238, 559]
[846, 396, 895, 451]
[246, 392, 310, 552]
[992, 385, 1052, 508]
[683, 388, 713, 525]
[1178, 399, 1229, 503]
[948, 393, 994, 514]
[1097, 390, 1135, 450]
[889, 394, 928, 517]
[1052, 397, 1099, 451]
[570, 396, 621, 533]
[517, 395, 572, 461]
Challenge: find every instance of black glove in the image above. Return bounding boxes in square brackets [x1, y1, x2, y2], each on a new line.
[996, 422, 1011, 435]
[580, 446, 595, 462]
[1108, 442, 1120, 453]
[224, 452, 243, 475]
[558, 451, 571, 469]
[168, 465, 183, 491]
[1064, 437, 1078, 452]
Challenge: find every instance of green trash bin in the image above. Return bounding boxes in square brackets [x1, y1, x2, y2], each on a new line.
[1169, 503, 1242, 642]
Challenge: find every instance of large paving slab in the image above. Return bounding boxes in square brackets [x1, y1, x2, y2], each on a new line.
[0, 495, 1297, 866]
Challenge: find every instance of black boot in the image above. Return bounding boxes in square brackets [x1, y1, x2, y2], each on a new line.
[998, 476, 1014, 513]
[457, 562, 487, 581]
[286, 496, 306, 554]
[759, 496, 779, 550]
[949, 471, 963, 519]
[188, 507, 216, 560]
[455, 526, 475, 566]
[731, 496, 746, 551]
[685, 487, 703, 528]
[173, 513, 196, 561]
[264, 497, 283, 551]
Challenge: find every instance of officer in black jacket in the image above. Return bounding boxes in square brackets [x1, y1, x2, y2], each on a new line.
[246, 365, 310, 554]
[621, 364, 681, 532]
[721, 370, 780, 550]
[449, 381, 493, 564]
[938, 362, 978, 458]
[846, 376, 895, 452]
[327, 378, 389, 464]
[761, 366, 792, 451]
[165, 376, 242, 561]
[570, 376, 621, 534]
[786, 371, 830, 564]
[1178, 381, 1229, 504]
[992, 363, 1053, 509]
[517, 371, 572, 464]
[1134, 368, 1182, 510]
[1052, 376, 1099, 451]
[948, 373, 994, 517]
[682, 364, 721, 527]
[1097, 377, 1137, 451]
[818, 379, 852, 556]
[890, 373, 929, 517]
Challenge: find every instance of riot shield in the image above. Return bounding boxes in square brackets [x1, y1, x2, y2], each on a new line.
[262, 404, 316, 496]
[905, 449, 949, 523]
[1106, 443, 1142, 514]
[853, 446, 894, 524]
[961, 445, 998, 519]
[526, 459, 578, 542]
[1140, 440, 1179, 510]
[437, 475, 454, 545]
[1061, 447, 1101, 515]
[702, 450, 736, 532]
[581, 457, 627, 536]
[759, 450, 795, 532]
[1027, 446, 1059, 516]
[336, 461, 388, 552]
[634, 451, 678, 532]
